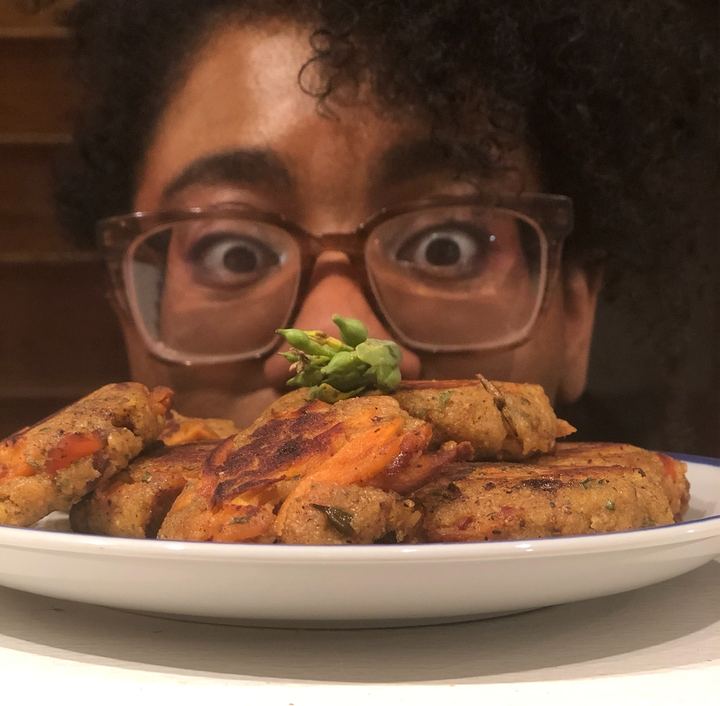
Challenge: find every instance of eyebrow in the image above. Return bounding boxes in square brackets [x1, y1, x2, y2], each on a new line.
[161, 149, 294, 201]
[375, 138, 497, 187]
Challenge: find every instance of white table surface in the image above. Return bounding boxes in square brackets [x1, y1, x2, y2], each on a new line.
[0, 558, 717, 706]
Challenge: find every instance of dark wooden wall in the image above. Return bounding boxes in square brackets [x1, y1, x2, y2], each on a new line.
[0, 2, 128, 438]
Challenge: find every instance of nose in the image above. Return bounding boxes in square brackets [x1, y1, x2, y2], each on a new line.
[263, 252, 422, 391]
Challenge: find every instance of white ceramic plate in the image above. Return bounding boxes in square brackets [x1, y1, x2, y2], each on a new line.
[0, 456, 718, 628]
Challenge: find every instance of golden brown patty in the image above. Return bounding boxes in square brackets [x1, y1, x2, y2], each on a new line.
[70, 439, 218, 538]
[412, 461, 674, 542]
[392, 378, 574, 460]
[159, 394, 437, 543]
[0, 383, 172, 527]
[539, 442, 690, 522]
[278, 482, 422, 545]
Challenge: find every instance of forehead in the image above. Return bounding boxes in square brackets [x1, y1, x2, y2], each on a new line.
[135, 21, 538, 214]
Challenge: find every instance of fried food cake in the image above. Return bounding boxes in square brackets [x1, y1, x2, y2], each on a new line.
[159, 394, 465, 544]
[392, 377, 574, 461]
[0, 383, 172, 527]
[539, 442, 690, 522]
[70, 439, 218, 538]
[276, 482, 422, 545]
[413, 461, 674, 542]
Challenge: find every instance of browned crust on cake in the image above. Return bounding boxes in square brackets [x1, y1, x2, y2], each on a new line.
[70, 439, 218, 538]
[0, 383, 171, 527]
[412, 461, 674, 542]
[540, 442, 690, 521]
[392, 379, 574, 460]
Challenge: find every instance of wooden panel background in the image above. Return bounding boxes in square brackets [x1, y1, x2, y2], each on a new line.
[0, 142, 72, 252]
[0, 0, 129, 438]
[0, 0, 75, 32]
[0, 37, 78, 134]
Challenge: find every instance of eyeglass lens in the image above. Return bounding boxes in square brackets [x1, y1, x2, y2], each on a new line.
[125, 216, 302, 359]
[124, 206, 547, 359]
[366, 205, 546, 350]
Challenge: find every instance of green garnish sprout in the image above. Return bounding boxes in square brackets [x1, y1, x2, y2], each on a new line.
[276, 314, 403, 404]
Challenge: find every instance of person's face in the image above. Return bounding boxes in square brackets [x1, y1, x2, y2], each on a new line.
[122, 20, 600, 426]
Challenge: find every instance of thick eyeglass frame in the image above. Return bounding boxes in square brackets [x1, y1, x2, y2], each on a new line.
[97, 192, 573, 365]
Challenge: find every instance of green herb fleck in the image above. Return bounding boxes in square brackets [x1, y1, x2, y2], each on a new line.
[605, 500, 616, 511]
[26, 459, 41, 469]
[438, 390, 454, 412]
[277, 315, 402, 403]
[310, 503, 355, 536]
[597, 479, 605, 486]
[416, 408, 428, 418]
[229, 516, 251, 525]
[141, 471, 152, 483]
[38, 427, 50, 432]
[581, 477, 594, 489]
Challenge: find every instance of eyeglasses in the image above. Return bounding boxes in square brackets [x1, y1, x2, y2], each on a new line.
[98, 193, 573, 365]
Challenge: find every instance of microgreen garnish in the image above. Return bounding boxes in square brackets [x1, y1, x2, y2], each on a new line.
[277, 314, 402, 404]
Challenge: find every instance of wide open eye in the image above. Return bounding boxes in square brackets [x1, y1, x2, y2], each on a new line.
[394, 221, 494, 279]
[187, 231, 281, 288]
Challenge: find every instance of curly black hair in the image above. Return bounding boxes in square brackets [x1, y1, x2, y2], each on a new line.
[53, 0, 717, 450]
[56, 0, 715, 277]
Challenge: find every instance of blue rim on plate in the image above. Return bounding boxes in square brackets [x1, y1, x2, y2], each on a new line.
[670, 452, 720, 467]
